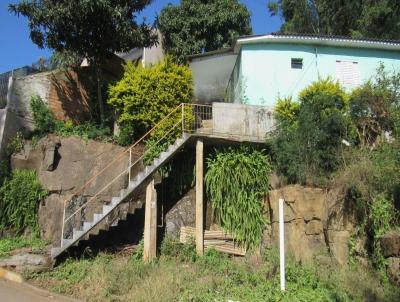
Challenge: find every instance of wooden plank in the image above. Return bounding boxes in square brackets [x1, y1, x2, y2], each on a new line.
[205, 245, 246, 256]
[180, 226, 234, 240]
[196, 139, 204, 256]
[143, 180, 157, 262]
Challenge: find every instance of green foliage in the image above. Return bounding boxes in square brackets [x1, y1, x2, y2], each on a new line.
[115, 124, 135, 146]
[160, 236, 197, 263]
[30, 249, 400, 302]
[108, 57, 193, 138]
[205, 147, 271, 249]
[0, 237, 47, 259]
[157, 0, 252, 63]
[368, 194, 398, 269]
[54, 120, 111, 141]
[274, 97, 299, 124]
[30, 95, 56, 135]
[271, 78, 349, 185]
[30, 95, 111, 141]
[268, 1, 400, 40]
[6, 131, 25, 155]
[348, 64, 400, 145]
[10, 0, 157, 123]
[0, 170, 47, 235]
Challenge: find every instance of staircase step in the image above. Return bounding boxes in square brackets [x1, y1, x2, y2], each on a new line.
[102, 204, 113, 214]
[120, 189, 127, 198]
[93, 213, 103, 223]
[51, 133, 191, 259]
[61, 239, 73, 247]
[73, 229, 84, 240]
[83, 221, 92, 231]
[112, 196, 121, 204]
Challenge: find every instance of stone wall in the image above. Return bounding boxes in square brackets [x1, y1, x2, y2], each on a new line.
[9, 69, 94, 128]
[11, 135, 144, 246]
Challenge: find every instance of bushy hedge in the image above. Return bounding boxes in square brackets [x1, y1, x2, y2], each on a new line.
[271, 67, 400, 271]
[271, 78, 350, 185]
[108, 56, 193, 143]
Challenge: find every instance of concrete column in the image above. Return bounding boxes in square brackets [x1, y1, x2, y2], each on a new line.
[143, 179, 157, 262]
[196, 139, 204, 255]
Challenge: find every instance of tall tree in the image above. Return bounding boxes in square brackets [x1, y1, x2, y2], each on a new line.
[157, 0, 252, 63]
[9, 0, 157, 123]
[268, 0, 400, 40]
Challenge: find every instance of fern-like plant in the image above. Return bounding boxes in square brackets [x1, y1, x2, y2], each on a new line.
[0, 170, 47, 235]
[205, 146, 271, 249]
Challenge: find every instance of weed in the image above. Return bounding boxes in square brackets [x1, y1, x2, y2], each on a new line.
[0, 237, 47, 258]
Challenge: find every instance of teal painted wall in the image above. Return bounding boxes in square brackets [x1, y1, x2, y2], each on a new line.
[233, 43, 400, 106]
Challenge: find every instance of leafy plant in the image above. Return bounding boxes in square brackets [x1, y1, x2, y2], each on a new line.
[160, 236, 198, 263]
[30, 95, 56, 135]
[270, 78, 350, 185]
[6, 131, 25, 155]
[348, 64, 400, 146]
[108, 56, 193, 139]
[10, 0, 157, 123]
[367, 194, 398, 270]
[0, 170, 47, 235]
[205, 146, 271, 249]
[157, 0, 252, 63]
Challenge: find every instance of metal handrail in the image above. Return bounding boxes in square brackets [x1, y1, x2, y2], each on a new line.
[60, 103, 184, 243]
[60, 103, 213, 244]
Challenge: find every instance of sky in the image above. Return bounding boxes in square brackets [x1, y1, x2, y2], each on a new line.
[0, 0, 282, 74]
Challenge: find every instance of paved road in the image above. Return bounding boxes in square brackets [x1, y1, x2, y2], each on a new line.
[0, 280, 78, 302]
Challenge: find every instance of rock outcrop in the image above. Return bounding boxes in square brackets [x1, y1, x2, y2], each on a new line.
[11, 135, 144, 246]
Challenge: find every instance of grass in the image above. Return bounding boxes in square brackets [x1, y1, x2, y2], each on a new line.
[0, 237, 47, 259]
[26, 240, 400, 302]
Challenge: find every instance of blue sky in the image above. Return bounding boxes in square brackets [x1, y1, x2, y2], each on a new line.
[0, 0, 282, 73]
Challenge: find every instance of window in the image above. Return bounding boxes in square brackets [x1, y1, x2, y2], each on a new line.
[336, 60, 360, 87]
[291, 58, 303, 69]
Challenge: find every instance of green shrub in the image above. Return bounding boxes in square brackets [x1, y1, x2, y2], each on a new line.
[108, 56, 193, 139]
[348, 65, 400, 146]
[205, 146, 271, 249]
[160, 236, 197, 263]
[30, 95, 56, 135]
[115, 124, 135, 146]
[274, 97, 300, 124]
[6, 131, 25, 155]
[270, 78, 350, 185]
[0, 170, 47, 235]
[55, 120, 111, 141]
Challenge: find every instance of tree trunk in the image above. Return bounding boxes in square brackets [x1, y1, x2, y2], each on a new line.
[95, 62, 105, 124]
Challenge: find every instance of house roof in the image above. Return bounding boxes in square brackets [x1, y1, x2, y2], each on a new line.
[234, 33, 400, 52]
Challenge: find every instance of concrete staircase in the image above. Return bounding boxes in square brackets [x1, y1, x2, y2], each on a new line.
[51, 133, 190, 258]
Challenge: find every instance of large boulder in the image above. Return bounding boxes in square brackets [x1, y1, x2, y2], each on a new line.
[267, 185, 329, 264]
[11, 135, 144, 246]
[266, 185, 356, 266]
[165, 189, 196, 239]
[380, 231, 400, 258]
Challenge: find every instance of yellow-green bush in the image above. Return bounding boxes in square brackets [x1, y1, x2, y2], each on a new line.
[274, 97, 300, 124]
[299, 77, 347, 105]
[108, 56, 193, 141]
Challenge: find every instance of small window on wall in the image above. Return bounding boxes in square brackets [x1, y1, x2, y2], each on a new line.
[336, 60, 360, 87]
[291, 58, 303, 69]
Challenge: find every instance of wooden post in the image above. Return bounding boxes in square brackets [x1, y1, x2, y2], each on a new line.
[196, 139, 204, 255]
[143, 179, 157, 262]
